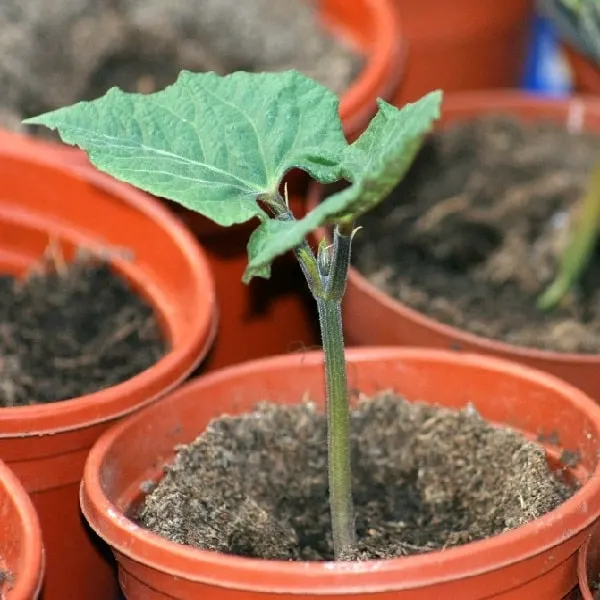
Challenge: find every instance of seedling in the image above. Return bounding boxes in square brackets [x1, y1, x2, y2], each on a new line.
[26, 70, 441, 559]
[558, 0, 600, 59]
[536, 0, 600, 310]
[537, 160, 600, 310]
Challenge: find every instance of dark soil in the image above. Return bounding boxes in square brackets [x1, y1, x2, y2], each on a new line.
[139, 393, 572, 561]
[0, 0, 362, 136]
[351, 115, 600, 353]
[0, 248, 166, 407]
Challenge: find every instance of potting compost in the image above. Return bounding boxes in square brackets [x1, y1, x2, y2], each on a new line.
[0, 251, 166, 407]
[140, 393, 572, 560]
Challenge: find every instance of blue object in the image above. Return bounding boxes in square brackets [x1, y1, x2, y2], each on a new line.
[522, 13, 573, 95]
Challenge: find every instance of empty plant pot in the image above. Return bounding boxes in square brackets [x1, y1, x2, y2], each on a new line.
[310, 91, 600, 405]
[81, 348, 600, 599]
[0, 143, 217, 599]
[0, 459, 44, 600]
[392, 0, 533, 104]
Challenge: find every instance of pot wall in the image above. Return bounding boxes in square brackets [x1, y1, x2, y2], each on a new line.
[392, 0, 533, 103]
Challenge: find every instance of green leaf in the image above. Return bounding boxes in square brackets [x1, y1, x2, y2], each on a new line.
[337, 91, 443, 219]
[244, 92, 443, 280]
[25, 70, 348, 227]
[244, 219, 296, 282]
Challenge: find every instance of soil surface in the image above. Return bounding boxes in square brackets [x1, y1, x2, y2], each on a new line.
[351, 115, 600, 353]
[139, 393, 572, 561]
[0, 0, 361, 136]
[0, 249, 166, 407]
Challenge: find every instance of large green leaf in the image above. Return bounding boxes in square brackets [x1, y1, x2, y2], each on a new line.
[25, 70, 348, 227]
[244, 92, 442, 281]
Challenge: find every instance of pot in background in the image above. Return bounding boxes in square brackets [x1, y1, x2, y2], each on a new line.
[310, 91, 600, 405]
[392, 0, 533, 104]
[0, 143, 217, 599]
[322, 0, 403, 141]
[0, 459, 44, 600]
[82, 348, 600, 599]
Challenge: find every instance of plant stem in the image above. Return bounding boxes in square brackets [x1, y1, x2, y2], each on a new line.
[276, 200, 357, 559]
[537, 157, 600, 310]
[317, 296, 356, 559]
[317, 225, 356, 559]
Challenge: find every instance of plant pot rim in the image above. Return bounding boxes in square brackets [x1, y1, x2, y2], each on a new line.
[311, 89, 600, 366]
[337, 0, 404, 136]
[0, 147, 217, 435]
[0, 459, 44, 599]
[81, 347, 600, 594]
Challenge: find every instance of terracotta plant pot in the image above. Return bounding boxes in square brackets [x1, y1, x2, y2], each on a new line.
[310, 91, 600, 405]
[392, 0, 533, 104]
[81, 348, 600, 599]
[563, 44, 600, 94]
[0, 459, 44, 600]
[0, 144, 217, 599]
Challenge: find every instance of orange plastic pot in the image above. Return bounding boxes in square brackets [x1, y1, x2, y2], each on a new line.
[0, 459, 44, 600]
[0, 143, 217, 599]
[310, 91, 600, 405]
[81, 348, 600, 599]
[563, 44, 600, 94]
[392, 0, 533, 104]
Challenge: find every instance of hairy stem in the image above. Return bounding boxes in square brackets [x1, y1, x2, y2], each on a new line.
[276, 199, 357, 559]
[326, 226, 353, 300]
[270, 198, 324, 297]
[317, 296, 356, 559]
[316, 225, 356, 559]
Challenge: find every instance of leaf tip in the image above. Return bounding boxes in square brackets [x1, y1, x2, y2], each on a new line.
[22, 113, 54, 128]
[242, 263, 272, 284]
